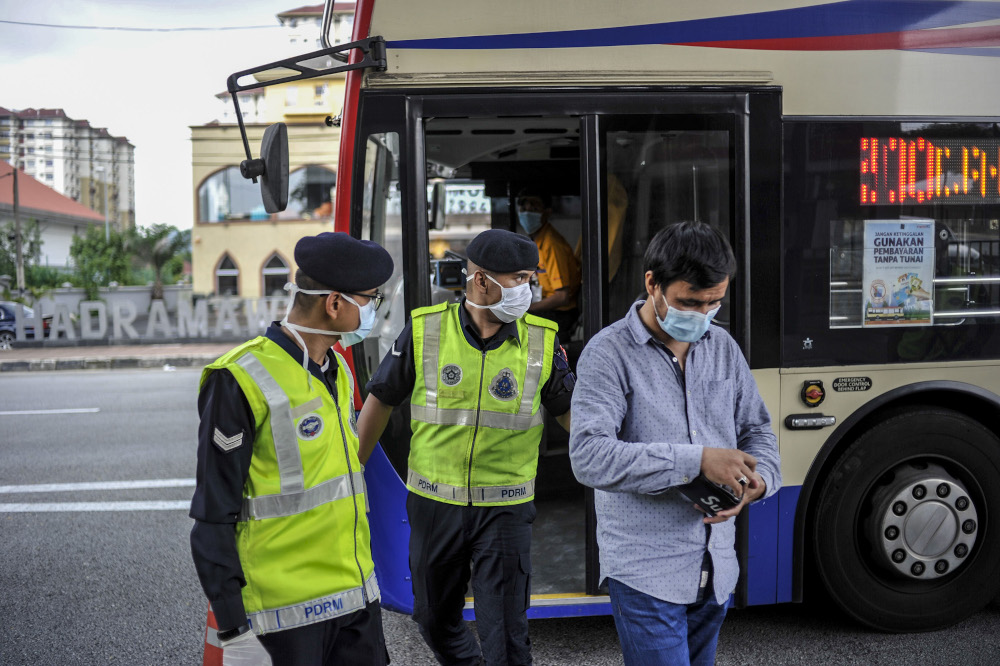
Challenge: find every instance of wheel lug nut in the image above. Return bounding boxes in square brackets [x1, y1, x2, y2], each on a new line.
[937, 484, 950, 498]
[911, 562, 925, 576]
[956, 496, 970, 511]
[884, 526, 900, 540]
[963, 519, 977, 534]
[934, 560, 949, 574]
[893, 501, 907, 516]
[892, 549, 906, 563]
[955, 544, 969, 558]
[912, 485, 926, 500]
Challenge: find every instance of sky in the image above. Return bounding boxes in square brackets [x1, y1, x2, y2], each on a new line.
[0, 0, 310, 231]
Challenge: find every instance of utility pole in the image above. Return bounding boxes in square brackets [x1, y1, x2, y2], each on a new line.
[13, 158, 25, 300]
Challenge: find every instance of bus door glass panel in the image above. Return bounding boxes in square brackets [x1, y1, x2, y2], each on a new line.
[603, 120, 734, 327]
[423, 114, 587, 596]
[357, 131, 412, 474]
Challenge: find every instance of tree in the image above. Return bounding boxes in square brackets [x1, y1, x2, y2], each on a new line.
[0, 218, 44, 291]
[130, 224, 190, 300]
[69, 226, 130, 300]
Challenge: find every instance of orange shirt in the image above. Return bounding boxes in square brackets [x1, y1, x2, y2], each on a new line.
[534, 222, 581, 311]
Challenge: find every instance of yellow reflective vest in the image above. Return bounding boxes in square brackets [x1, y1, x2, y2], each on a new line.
[202, 337, 377, 635]
[407, 302, 557, 506]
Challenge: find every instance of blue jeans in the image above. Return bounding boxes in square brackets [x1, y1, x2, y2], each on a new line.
[608, 578, 730, 666]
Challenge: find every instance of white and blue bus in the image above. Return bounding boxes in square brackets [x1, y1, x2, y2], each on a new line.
[227, 0, 1000, 634]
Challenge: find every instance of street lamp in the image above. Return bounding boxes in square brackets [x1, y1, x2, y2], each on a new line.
[94, 165, 109, 242]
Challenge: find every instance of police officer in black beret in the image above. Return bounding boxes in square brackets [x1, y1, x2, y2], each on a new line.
[358, 228, 575, 665]
[191, 232, 393, 665]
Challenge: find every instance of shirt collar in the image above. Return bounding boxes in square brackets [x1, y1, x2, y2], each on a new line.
[458, 298, 522, 348]
[626, 300, 713, 348]
[265, 322, 335, 381]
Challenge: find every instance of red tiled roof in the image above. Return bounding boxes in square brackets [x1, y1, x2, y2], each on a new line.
[15, 108, 70, 120]
[0, 161, 104, 222]
[278, 2, 355, 17]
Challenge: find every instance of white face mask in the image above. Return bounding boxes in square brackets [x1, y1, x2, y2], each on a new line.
[281, 283, 375, 374]
[465, 271, 532, 323]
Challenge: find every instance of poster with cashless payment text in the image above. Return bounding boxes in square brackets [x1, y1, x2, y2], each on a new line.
[862, 220, 935, 327]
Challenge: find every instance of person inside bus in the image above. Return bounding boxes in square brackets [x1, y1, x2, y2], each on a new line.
[518, 189, 582, 340]
[356, 228, 576, 666]
[568, 221, 781, 666]
[190, 232, 393, 666]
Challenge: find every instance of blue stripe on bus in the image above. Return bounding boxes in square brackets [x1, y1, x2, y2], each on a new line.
[387, 1, 1000, 50]
[745, 485, 801, 606]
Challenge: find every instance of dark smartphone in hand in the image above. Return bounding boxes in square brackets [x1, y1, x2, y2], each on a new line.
[676, 474, 741, 517]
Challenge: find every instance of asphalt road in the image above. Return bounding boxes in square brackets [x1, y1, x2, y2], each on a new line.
[2, 368, 999, 665]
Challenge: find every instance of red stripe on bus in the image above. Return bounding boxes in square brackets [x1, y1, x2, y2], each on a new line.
[678, 25, 1000, 51]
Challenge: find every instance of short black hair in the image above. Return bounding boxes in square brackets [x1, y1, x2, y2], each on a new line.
[292, 268, 332, 312]
[516, 187, 552, 209]
[643, 221, 737, 291]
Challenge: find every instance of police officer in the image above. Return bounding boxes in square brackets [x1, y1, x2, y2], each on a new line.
[357, 228, 575, 666]
[190, 232, 393, 665]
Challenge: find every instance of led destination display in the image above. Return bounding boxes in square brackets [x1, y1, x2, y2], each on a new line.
[860, 137, 1000, 206]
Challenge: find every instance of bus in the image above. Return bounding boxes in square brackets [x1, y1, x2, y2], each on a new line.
[225, 0, 1000, 635]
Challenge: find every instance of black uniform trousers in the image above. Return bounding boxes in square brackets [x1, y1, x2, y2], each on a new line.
[257, 600, 389, 666]
[407, 492, 536, 666]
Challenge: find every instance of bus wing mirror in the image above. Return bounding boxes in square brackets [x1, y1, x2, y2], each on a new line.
[430, 181, 447, 230]
[240, 123, 289, 213]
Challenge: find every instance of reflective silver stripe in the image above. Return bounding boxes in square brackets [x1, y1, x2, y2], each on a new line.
[239, 471, 364, 521]
[410, 404, 543, 430]
[248, 574, 380, 635]
[407, 469, 535, 504]
[205, 627, 222, 648]
[237, 354, 304, 494]
[422, 311, 442, 408]
[290, 397, 323, 419]
[518, 324, 545, 416]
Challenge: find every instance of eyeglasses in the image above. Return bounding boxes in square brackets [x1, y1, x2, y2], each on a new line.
[342, 289, 385, 312]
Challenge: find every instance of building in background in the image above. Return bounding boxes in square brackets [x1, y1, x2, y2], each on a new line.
[0, 160, 105, 271]
[0, 107, 135, 233]
[190, 2, 354, 299]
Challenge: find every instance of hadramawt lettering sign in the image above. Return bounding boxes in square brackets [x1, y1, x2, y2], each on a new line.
[12, 298, 289, 342]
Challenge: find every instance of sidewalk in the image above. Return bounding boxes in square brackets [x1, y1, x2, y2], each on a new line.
[0, 342, 235, 372]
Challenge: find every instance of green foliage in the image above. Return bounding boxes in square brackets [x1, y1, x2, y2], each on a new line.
[0, 219, 44, 290]
[69, 226, 131, 300]
[129, 224, 191, 299]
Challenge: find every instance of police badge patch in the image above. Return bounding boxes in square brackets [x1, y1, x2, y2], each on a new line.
[488, 368, 518, 401]
[297, 414, 324, 440]
[349, 410, 359, 437]
[441, 364, 463, 387]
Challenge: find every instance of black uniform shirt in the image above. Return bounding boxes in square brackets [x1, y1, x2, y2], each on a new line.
[189, 322, 342, 632]
[366, 300, 575, 415]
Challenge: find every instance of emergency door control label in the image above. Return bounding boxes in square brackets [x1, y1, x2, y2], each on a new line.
[832, 377, 873, 392]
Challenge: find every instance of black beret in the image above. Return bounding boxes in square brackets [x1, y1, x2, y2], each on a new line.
[466, 229, 539, 273]
[294, 232, 394, 292]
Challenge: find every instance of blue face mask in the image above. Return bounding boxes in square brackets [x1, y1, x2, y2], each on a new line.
[655, 296, 719, 343]
[338, 293, 378, 348]
[518, 211, 543, 235]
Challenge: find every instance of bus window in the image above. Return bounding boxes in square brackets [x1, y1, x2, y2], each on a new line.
[785, 121, 1000, 367]
[604, 123, 733, 326]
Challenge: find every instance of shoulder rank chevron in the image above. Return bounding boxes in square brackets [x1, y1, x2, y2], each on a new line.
[213, 428, 244, 452]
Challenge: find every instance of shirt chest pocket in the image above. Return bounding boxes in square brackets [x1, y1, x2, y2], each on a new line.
[697, 377, 735, 416]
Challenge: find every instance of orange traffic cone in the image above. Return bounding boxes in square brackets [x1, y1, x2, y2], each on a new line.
[203, 603, 223, 666]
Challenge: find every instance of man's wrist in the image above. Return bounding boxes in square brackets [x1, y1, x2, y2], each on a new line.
[217, 624, 250, 642]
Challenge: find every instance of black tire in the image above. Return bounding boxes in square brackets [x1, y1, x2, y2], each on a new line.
[0, 330, 13, 351]
[812, 406, 1000, 632]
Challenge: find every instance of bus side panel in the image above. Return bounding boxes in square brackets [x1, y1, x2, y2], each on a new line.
[745, 491, 781, 606]
[777, 485, 801, 604]
[365, 443, 415, 614]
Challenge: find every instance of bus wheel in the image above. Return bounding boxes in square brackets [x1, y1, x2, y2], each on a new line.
[812, 406, 1000, 632]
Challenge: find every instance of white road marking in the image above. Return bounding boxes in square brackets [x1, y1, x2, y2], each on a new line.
[0, 501, 191, 513]
[0, 408, 100, 415]
[0, 479, 196, 494]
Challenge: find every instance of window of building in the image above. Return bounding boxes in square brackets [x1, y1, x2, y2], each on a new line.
[215, 254, 239, 296]
[198, 165, 336, 222]
[262, 253, 290, 296]
[285, 86, 299, 107]
[314, 84, 328, 107]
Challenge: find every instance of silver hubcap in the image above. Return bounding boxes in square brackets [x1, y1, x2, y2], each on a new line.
[875, 464, 978, 580]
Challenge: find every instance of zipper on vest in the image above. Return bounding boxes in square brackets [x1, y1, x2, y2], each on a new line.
[331, 387, 369, 603]
[466, 348, 488, 505]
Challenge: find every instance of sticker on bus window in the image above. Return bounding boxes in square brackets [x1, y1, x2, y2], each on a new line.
[862, 220, 935, 327]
